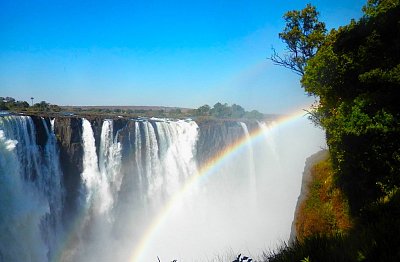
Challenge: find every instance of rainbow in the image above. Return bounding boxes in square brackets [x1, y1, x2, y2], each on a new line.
[129, 109, 309, 262]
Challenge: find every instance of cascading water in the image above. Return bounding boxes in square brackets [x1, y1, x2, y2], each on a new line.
[240, 122, 257, 193]
[39, 117, 64, 261]
[0, 116, 64, 262]
[1, 114, 326, 262]
[99, 119, 122, 199]
[67, 118, 200, 262]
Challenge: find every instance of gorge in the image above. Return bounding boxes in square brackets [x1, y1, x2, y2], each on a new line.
[0, 113, 325, 262]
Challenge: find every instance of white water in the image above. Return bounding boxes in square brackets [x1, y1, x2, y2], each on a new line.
[99, 119, 123, 209]
[68, 118, 200, 262]
[73, 119, 120, 261]
[240, 122, 257, 194]
[39, 117, 64, 260]
[0, 116, 63, 262]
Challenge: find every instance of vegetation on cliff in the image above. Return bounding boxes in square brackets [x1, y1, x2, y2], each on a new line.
[267, 0, 400, 261]
[295, 156, 351, 242]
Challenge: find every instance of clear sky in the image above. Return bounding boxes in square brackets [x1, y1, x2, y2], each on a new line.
[0, 0, 367, 113]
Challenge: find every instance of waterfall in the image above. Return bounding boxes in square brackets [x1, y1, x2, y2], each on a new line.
[0, 116, 64, 262]
[154, 120, 199, 195]
[128, 119, 198, 210]
[39, 117, 64, 260]
[143, 121, 163, 200]
[1, 115, 326, 262]
[257, 120, 279, 161]
[99, 119, 122, 207]
[239, 122, 257, 193]
[82, 118, 104, 209]
[72, 118, 200, 262]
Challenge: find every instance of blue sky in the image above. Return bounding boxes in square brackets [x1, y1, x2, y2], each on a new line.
[1, 0, 367, 113]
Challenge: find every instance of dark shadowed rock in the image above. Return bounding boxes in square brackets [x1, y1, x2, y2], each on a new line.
[53, 117, 83, 223]
[30, 115, 49, 149]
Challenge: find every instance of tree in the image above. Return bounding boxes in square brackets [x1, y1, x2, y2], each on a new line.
[15, 101, 29, 109]
[4, 97, 15, 103]
[270, 4, 326, 76]
[49, 104, 61, 112]
[244, 110, 264, 120]
[231, 104, 245, 118]
[196, 104, 211, 116]
[362, 0, 399, 17]
[33, 101, 50, 111]
[211, 102, 231, 118]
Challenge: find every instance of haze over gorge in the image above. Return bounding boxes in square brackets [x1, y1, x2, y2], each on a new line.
[0, 112, 325, 261]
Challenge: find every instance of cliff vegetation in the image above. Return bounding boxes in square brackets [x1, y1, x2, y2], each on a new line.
[295, 156, 351, 242]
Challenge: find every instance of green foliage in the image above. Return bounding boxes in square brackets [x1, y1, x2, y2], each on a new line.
[244, 110, 264, 120]
[194, 103, 264, 119]
[196, 104, 211, 116]
[231, 104, 246, 118]
[211, 102, 232, 118]
[362, 0, 400, 17]
[300, 256, 310, 262]
[301, 0, 400, 213]
[0, 96, 63, 113]
[1, 96, 30, 111]
[271, 4, 327, 75]
[33, 101, 50, 111]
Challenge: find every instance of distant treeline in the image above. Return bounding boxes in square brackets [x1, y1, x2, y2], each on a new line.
[1, 97, 264, 120]
[0, 97, 61, 112]
[193, 102, 264, 119]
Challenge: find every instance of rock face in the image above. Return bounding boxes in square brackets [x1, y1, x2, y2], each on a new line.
[30, 115, 49, 148]
[289, 149, 329, 243]
[53, 117, 84, 219]
[196, 119, 258, 166]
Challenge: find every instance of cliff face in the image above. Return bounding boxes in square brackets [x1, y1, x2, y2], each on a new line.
[196, 119, 258, 165]
[53, 117, 84, 218]
[30, 115, 49, 148]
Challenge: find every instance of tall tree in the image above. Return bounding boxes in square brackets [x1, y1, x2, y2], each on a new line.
[270, 4, 326, 76]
